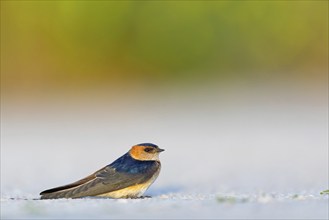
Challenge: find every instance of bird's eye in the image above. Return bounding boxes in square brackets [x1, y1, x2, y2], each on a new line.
[144, 148, 153, 153]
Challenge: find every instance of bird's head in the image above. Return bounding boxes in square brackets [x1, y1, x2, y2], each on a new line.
[129, 143, 164, 161]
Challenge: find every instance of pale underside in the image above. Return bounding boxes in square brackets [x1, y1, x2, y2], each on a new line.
[98, 168, 160, 198]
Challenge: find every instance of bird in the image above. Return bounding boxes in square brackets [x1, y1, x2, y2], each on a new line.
[40, 143, 164, 199]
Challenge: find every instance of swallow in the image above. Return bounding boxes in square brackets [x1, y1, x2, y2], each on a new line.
[40, 143, 164, 199]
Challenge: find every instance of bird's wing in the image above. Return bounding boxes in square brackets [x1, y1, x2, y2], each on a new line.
[39, 169, 100, 195]
[40, 162, 160, 199]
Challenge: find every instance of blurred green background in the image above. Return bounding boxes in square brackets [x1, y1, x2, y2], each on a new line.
[1, 1, 327, 95]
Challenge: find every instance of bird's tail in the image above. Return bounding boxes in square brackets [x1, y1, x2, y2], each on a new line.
[40, 172, 98, 199]
[40, 190, 74, 199]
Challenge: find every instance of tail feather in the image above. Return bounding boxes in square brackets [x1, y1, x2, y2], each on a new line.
[40, 176, 104, 199]
[40, 172, 99, 199]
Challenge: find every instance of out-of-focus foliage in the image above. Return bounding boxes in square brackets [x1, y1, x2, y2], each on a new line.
[1, 1, 327, 87]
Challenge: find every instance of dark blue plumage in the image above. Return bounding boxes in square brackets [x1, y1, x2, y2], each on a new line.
[109, 153, 157, 174]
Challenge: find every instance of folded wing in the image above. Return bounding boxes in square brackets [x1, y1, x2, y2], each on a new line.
[40, 162, 160, 199]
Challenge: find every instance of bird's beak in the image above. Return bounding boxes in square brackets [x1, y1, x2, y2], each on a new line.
[157, 148, 165, 153]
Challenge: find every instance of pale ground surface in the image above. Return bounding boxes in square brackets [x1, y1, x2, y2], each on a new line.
[1, 192, 328, 219]
[1, 80, 328, 219]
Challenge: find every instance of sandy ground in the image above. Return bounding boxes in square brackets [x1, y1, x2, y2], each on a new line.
[1, 192, 328, 219]
[1, 81, 328, 219]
